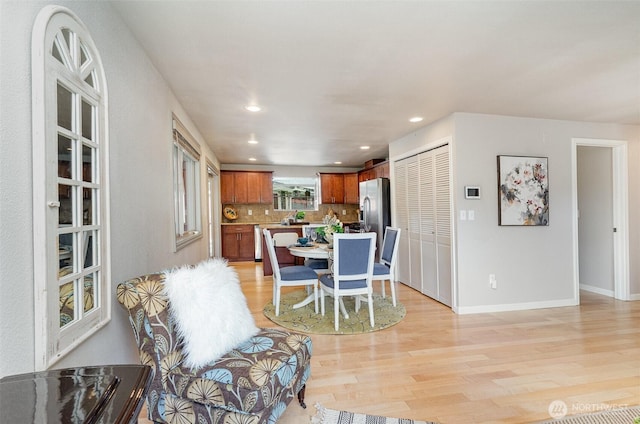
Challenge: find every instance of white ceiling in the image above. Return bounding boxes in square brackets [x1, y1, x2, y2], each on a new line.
[111, 1, 640, 168]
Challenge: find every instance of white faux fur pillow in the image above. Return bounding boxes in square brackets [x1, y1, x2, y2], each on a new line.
[163, 258, 260, 369]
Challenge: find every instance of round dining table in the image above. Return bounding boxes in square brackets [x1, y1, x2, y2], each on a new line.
[288, 243, 331, 260]
[287, 243, 332, 309]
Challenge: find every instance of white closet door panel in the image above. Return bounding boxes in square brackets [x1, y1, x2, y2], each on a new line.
[434, 145, 452, 305]
[406, 156, 422, 291]
[418, 150, 436, 297]
[434, 146, 451, 241]
[409, 238, 423, 292]
[397, 237, 411, 287]
[394, 159, 411, 285]
[437, 244, 452, 306]
[406, 156, 421, 236]
[421, 238, 438, 298]
[419, 152, 435, 238]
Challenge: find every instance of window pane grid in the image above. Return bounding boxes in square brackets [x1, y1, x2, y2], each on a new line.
[53, 49, 102, 329]
[173, 117, 201, 248]
[35, 6, 109, 367]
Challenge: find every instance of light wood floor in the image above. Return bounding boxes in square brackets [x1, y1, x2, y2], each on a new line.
[140, 261, 640, 424]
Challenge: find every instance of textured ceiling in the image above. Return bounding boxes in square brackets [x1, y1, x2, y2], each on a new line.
[111, 1, 640, 167]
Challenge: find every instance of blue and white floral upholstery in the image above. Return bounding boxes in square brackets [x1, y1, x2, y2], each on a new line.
[117, 273, 312, 424]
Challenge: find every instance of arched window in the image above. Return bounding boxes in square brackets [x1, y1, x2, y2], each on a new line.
[32, 6, 110, 369]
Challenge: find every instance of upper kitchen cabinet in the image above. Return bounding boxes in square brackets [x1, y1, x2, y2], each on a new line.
[358, 160, 389, 182]
[343, 173, 359, 204]
[319, 173, 344, 204]
[247, 172, 273, 204]
[319, 172, 359, 205]
[221, 171, 273, 204]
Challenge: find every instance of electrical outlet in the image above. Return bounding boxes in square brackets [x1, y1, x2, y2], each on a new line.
[264, 209, 269, 215]
[342, 209, 346, 215]
[248, 209, 252, 216]
[489, 274, 497, 289]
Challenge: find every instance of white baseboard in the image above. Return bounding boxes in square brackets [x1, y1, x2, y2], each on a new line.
[579, 284, 614, 297]
[455, 297, 578, 315]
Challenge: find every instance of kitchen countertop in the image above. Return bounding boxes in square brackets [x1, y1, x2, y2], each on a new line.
[221, 222, 311, 227]
[221, 222, 359, 230]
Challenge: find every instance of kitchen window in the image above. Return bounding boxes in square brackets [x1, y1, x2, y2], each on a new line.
[272, 176, 318, 211]
[32, 6, 110, 369]
[172, 117, 202, 249]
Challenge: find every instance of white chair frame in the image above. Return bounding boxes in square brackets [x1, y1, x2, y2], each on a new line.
[373, 227, 402, 307]
[263, 229, 319, 316]
[319, 232, 376, 331]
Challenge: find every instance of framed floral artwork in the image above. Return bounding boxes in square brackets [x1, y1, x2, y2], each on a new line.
[497, 155, 549, 226]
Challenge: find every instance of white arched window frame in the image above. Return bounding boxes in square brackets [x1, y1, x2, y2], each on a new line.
[32, 6, 110, 370]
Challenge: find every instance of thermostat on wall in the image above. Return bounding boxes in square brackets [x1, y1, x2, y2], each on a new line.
[465, 186, 481, 199]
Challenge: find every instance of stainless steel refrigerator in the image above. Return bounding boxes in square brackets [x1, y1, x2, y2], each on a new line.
[359, 178, 391, 258]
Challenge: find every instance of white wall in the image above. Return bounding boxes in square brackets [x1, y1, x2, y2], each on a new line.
[0, 1, 218, 376]
[577, 147, 614, 295]
[389, 112, 639, 312]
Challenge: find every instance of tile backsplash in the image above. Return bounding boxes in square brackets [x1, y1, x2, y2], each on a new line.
[222, 204, 360, 225]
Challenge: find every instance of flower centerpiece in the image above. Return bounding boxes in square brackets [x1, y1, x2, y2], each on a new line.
[315, 209, 344, 243]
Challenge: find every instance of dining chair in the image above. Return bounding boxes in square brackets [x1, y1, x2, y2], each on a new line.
[263, 229, 319, 316]
[319, 232, 376, 331]
[301, 224, 330, 274]
[372, 227, 402, 307]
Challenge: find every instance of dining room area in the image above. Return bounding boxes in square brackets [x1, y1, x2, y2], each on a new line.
[260, 220, 405, 335]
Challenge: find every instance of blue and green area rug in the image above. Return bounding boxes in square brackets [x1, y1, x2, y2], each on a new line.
[263, 290, 406, 335]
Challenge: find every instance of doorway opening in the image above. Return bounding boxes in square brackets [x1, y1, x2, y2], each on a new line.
[571, 138, 629, 301]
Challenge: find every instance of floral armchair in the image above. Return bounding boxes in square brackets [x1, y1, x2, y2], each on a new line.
[117, 273, 312, 424]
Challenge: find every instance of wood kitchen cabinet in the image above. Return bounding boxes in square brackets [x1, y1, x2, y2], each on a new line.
[358, 161, 389, 182]
[319, 173, 345, 204]
[246, 171, 273, 204]
[221, 224, 255, 261]
[319, 173, 359, 204]
[221, 171, 272, 204]
[343, 173, 359, 204]
[375, 162, 389, 179]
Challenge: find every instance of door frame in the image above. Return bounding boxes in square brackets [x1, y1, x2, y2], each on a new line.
[571, 138, 629, 301]
[206, 161, 220, 258]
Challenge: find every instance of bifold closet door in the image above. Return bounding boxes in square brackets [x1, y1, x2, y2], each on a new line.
[393, 144, 452, 306]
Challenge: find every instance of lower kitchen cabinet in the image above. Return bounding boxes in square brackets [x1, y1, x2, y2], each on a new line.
[222, 225, 255, 261]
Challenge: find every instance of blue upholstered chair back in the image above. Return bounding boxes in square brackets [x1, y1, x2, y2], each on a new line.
[380, 227, 399, 264]
[337, 237, 373, 276]
[333, 232, 376, 288]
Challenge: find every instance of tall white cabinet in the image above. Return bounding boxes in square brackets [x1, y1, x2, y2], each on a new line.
[394, 144, 452, 306]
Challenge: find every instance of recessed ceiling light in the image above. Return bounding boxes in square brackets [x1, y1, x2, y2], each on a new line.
[360, 146, 370, 150]
[245, 105, 261, 112]
[249, 157, 257, 161]
[334, 161, 342, 165]
[248, 139, 258, 144]
[409, 116, 424, 123]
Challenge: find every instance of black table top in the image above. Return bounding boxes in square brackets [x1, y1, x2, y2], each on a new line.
[0, 364, 152, 424]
